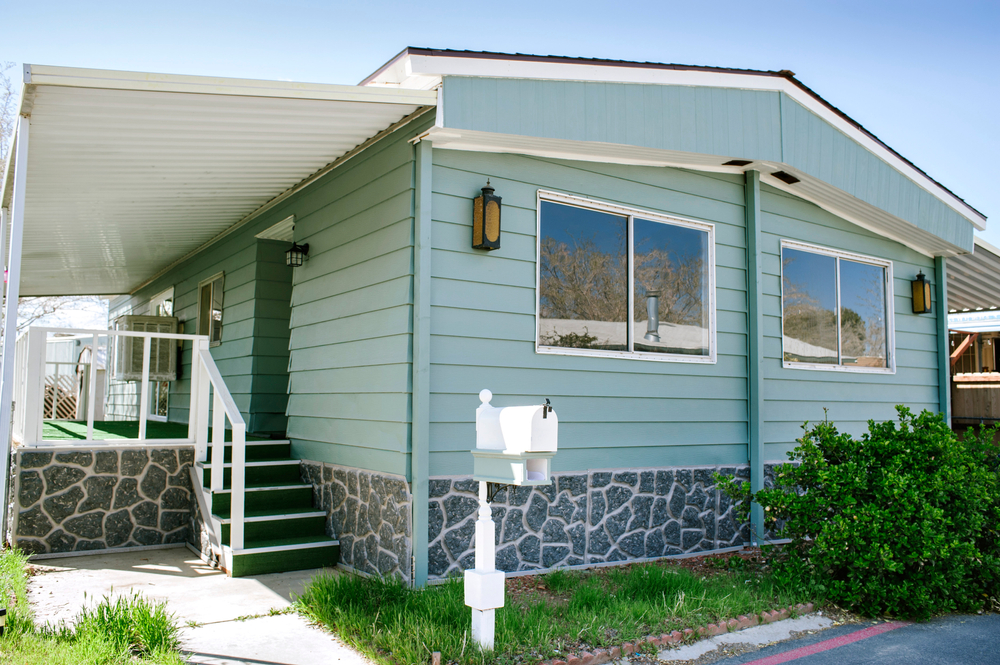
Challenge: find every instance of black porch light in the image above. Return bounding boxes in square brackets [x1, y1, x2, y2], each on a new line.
[911, 270, 932, 314]
[472, 180, 502, 250]
[286, 242, 309, 268]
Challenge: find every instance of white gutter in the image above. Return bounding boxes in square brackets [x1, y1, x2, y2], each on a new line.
[0, 117, 29, 539]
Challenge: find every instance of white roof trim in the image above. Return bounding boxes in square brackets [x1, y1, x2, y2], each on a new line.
[370, 52, 984, 231]
[25, 64, 437, 107]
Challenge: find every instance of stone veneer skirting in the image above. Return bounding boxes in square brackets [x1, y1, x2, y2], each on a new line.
[9, 445, 195, 556]
[301, 461, 412, 583]
[428, 465, 752, 579]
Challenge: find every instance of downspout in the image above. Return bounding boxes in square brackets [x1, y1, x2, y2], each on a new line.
[0, 117, 30, 540]
[744, 170, 765, 545]
[410, 138, 432, 586]
[935, 256, 950, 427]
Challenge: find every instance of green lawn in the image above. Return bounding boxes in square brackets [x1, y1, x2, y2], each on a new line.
[42, 420, 267, 441]
[297, 555, 811, 665]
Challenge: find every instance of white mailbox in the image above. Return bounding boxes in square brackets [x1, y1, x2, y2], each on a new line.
[471, 389, 557, 486]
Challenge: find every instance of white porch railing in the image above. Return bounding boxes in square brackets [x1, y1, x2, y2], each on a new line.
[14, 326, 247, 552]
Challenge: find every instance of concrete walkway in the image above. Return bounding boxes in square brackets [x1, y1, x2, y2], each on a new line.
[26, 546, 375, 665]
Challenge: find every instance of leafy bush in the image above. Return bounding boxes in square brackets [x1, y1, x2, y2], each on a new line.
[718, 406, 1000, 619]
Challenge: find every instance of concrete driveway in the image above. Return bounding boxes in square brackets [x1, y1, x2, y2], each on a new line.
[27, 546, 374, 665]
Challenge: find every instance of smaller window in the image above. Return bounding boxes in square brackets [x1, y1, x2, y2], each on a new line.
[149, 287, 174, 317]
[781, 241, 894, 373]
[198, 273, 225, 346]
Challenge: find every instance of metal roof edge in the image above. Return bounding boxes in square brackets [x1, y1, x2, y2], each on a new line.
[24, 63, 437, 107]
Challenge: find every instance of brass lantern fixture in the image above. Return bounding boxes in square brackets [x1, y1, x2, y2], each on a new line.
[286, 242, 309, 268]
[911, 270, 932, 314]
[472, 180, 501, 250]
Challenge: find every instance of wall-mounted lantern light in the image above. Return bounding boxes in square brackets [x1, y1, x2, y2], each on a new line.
[911, 271, 932, 314]
[472, 180, 502, 251]
[286, 242, 309, 268]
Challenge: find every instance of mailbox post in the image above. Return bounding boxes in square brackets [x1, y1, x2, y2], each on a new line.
[465, 389, 557, 651]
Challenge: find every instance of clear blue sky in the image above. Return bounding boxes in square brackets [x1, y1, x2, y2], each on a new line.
[5, 0, 998, 243]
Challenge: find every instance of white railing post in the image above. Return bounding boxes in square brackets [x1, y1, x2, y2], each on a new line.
[210, 387, 225, 492]
[51, 361, 59, 419]
[86, 333, 99, 440]
[137, 335, 151, 439]
[231, 420, 246, 551]
[196, 339, 210, 456]
[25, 328, 46, 443]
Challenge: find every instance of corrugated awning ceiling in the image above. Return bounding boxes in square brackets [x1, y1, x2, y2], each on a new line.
[7, 66, 436, 296]
[949, 237, 1000, 313]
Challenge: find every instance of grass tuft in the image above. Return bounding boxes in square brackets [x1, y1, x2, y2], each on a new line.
[0, 548, 184, 665]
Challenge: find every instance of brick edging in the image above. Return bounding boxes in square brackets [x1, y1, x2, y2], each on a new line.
[538, 602, 815, 665]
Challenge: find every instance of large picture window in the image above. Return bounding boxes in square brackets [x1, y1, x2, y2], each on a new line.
[781, 241, 894, 372]
[536, 191, 716, 363]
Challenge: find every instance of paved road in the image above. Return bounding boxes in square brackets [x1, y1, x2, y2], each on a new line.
[712, 614, 1000, 665]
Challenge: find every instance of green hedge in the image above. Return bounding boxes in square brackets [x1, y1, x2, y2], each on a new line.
[718, 407, 1000, 619]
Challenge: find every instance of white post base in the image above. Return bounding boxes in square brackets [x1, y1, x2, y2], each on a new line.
[466, 480, 504, 652]
[471, 608, 495, 650]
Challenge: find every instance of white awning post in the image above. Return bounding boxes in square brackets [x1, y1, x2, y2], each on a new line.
[0, 117, 30, 539]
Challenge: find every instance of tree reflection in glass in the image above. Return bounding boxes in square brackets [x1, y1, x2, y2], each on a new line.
[632, 219, 709, 355]
[538, 202, 628, 350]
[839, 260, 887, 367]
[782, 249, 838, 364]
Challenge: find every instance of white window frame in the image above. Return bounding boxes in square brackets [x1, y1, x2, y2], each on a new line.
[535, 190, 717, 364]
[780, 239, 896, 374]
[197, 272, 225, 348]
[147, 286, 174, 421]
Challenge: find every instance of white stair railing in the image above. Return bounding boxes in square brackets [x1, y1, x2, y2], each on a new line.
[14, 326, 248, 560]
[191, 337, 247, 552]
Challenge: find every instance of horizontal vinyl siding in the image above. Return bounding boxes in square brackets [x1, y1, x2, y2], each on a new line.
[759, 183, 939, 461]
[428, 150, 750, 476]
[283, 119, 430, 478]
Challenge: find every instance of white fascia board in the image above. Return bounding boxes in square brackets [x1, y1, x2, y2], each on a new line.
[24, 64, 437, 107]
[381, 54, 983, 230]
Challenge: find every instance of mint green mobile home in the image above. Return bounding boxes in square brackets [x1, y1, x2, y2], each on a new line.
[2, 49, 984, 582]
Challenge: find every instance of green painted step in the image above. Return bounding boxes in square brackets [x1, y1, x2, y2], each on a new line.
[212, 441, 291, 463]
[229, 538, 340, 577]
[220, 513, 326, 545]
[200, 461, 301, 487]
[211, 486, 314, 514]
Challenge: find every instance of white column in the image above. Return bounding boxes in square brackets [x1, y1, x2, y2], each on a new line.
[0, 117, 30, 537]
[464, 480, 505, 651]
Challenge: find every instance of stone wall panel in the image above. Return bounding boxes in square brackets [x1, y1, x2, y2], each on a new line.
[10, 446, 194, 555]
[301, 462, 412, 583]
[427, 464, 751, 579]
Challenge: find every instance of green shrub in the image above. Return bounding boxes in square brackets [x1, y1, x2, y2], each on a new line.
[718, 406, 1000, 619]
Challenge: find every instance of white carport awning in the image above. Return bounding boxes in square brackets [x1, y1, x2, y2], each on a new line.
[948, 237, 1000, 314]
[2, 65, 437, 296]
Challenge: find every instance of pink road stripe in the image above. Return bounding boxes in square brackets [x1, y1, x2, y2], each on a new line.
[738, 621, 911, 665]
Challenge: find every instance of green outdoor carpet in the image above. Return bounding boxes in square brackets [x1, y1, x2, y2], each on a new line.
[42, 420, 267, 441]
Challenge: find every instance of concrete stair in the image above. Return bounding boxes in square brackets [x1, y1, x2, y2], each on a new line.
[193, 440, 338, 577]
